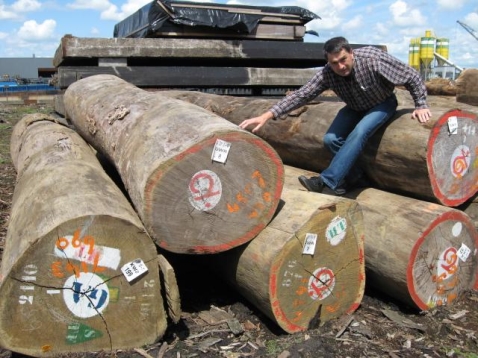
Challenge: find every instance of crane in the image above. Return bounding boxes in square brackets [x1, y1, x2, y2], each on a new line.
[457, 20, 478, 41]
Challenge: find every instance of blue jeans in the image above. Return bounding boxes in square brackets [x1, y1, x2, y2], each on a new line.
[320, 94, 398, 190]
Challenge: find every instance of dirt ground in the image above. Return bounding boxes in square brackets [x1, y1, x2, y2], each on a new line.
[0, 101, 477, 358]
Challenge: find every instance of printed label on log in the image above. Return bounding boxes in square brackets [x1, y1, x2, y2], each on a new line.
[448, 116, 458, 134]
[63, 272, 110, 318]
[211, 139, 231, 164]
[325, 216, 347, 246]
[308, 267, 336, 301]
[302, 233, 317, 255]
[121, 258, 148, 282]
[188, 170, 222, 211]
[457, 243, 471, 262]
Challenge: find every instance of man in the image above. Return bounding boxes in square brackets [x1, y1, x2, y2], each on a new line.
[239, 37, 432, 195]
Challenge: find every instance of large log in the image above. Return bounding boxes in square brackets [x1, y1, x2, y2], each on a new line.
[456, 68, 478, 106]
[207, 167, 365, 333]
[286, 165, 478, 310]
[0, 114, 168, 356]
[161, 89, 478, 206]
[355, 188, 478, 310]
[63, 74, 284, 254]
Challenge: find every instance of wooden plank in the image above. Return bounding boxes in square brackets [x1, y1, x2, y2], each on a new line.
[53, 36, 386, 67]
[57, 66, 317, 89]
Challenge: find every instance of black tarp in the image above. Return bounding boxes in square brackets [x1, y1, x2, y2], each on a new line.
[113, 0, 320, 38]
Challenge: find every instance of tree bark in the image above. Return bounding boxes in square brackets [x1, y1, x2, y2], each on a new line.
[285, 165, 478, 310]
[160, 89, 478, 207]
[1, 114, 168, 356]
[210, 169, 365, 333]
[63, 74, 284, 254]
[456, 68, 478, 106]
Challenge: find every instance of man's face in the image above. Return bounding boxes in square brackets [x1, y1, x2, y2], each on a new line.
[327, 49, 354, 77]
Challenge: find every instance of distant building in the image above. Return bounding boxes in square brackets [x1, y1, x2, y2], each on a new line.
[0, 57, 56, 81]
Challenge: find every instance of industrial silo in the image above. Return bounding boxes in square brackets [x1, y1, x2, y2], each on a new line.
[420, 30, 436, 78]
[411, 38, 421, 70]
[435, 38, 449, 65]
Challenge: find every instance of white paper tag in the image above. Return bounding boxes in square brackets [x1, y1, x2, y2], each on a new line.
[302, 233, 317, 255]
[448, 116, 458, 135]
[211, 139, 231, 164]
[121, 259, 148, 282]
[457, 243, 471, 262]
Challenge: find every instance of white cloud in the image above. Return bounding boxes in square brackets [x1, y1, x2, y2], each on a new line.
[67, 0, 112, 11]
[342, 15, 362, 31]
[437, 0, 467, 10]
[17, 19, 56, 41]
[0, 4, 18, 19]
[463, 12, 478, 29]
[389, 1, 426, 27]
[11, 0, 42, 12]
[98, 0, 152, 21]
[375, 22, 388, 36]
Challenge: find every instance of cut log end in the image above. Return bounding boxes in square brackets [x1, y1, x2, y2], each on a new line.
[427, 109, 478, 207]
[145, 132, 284, 254]
[408, 210, 478, 310]
[268, 201, 365, 333]
[0, 216, 167, 356]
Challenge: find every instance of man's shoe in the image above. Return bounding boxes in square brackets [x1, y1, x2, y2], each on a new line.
[298, 175, 324, 193]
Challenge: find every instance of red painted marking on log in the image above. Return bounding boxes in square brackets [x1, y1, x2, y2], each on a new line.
[359, 248, 364, 265]
[427, 109, 478, 206]
[346, 302, 360, 314]
[407, 210, 478, 310]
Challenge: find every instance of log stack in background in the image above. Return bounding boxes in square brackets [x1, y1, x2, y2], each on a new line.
[63, 74, 284, 254]
[1, 114, 170, 356]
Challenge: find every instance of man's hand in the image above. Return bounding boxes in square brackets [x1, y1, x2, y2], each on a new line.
[239, 111, 274, 133]
[412, 108, 432, 123]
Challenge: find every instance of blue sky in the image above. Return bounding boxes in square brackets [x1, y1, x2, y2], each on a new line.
[0, 0, 477, 69]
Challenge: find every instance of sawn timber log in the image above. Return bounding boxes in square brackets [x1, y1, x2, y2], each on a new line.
[206, 176, 365, 333]
[63, 74, 284, 254]
[286, 165, 478, 310]
[1, 114, 168, 356]
[161, 90, 478, 207]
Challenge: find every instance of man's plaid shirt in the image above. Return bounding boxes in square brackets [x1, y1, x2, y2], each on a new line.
[270, 46, 428, 118]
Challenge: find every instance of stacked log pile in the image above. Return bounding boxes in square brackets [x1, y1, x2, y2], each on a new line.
[208, 179, 365, 333]
[285, 166, 478, 310]
[0, 114, 172, 356]
[159, 89, 478, 207]
[42, 74, 364, 346]
[63, 74, 284, 254]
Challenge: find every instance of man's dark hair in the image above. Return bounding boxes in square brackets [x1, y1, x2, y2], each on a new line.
[323, 37, 352, 60]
